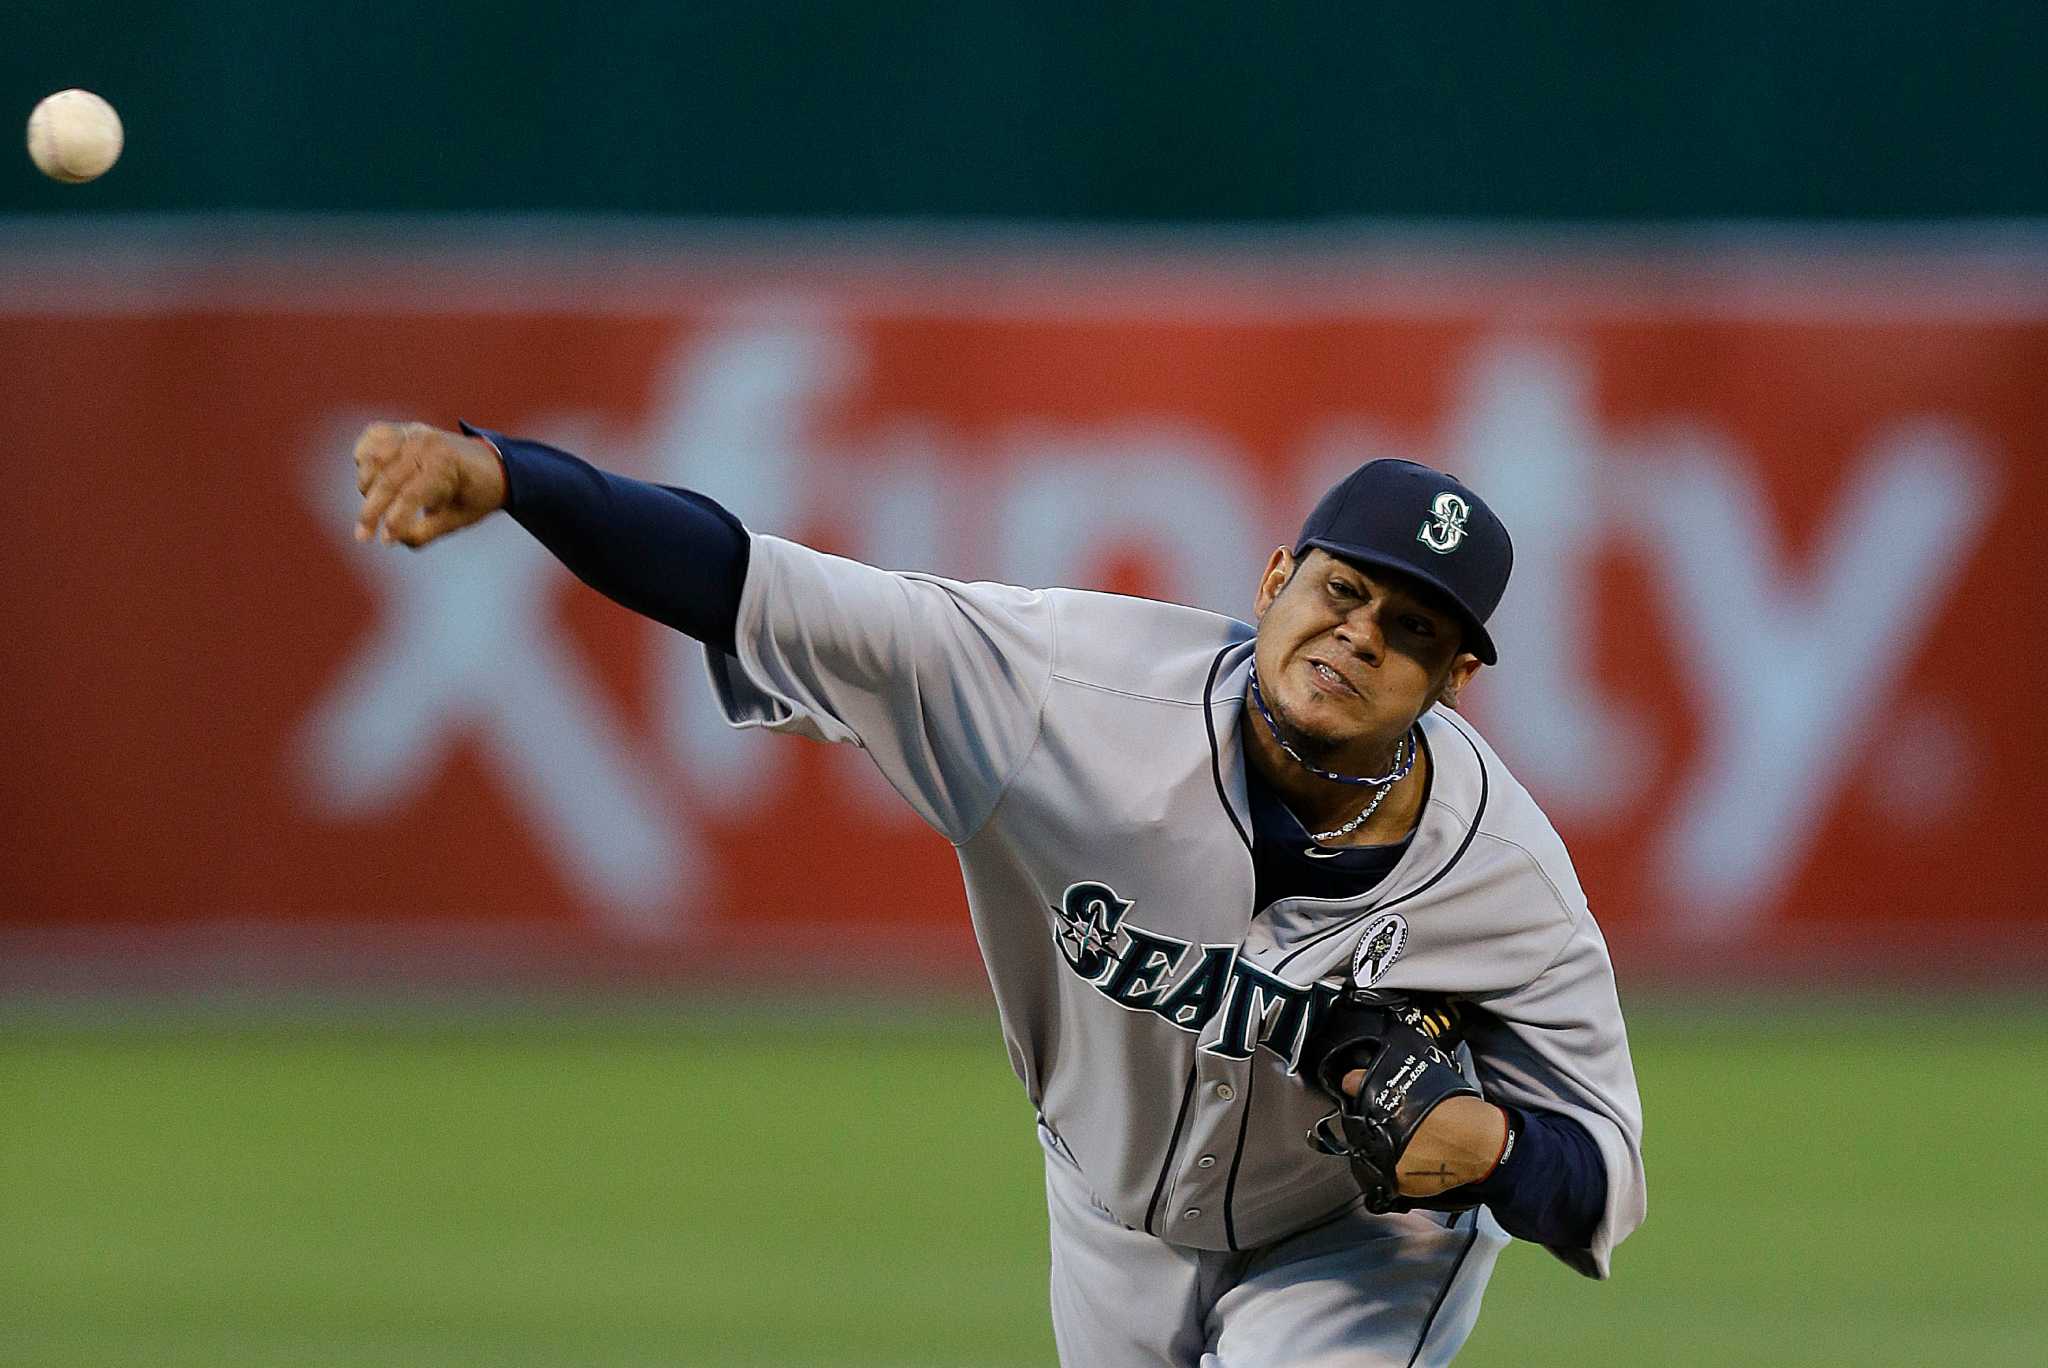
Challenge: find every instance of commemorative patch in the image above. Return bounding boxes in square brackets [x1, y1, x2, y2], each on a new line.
[1350, 912, 1409, 988]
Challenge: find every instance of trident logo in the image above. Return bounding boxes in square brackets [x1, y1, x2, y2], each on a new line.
[1417, 491, 1471, 554]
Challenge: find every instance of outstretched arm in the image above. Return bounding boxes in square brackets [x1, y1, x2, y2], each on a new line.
[351, 420, 750, 653]
[350, 419, 1058, 844]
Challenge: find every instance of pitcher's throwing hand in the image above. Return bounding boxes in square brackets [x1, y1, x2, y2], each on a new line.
[353, 421, 507, 548]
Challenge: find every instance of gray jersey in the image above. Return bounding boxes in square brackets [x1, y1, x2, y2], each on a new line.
[707, 534, 1645, 1280]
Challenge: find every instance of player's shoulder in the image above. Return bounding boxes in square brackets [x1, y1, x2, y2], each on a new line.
[1423, 706, 1591, 922]
[1041, 587, 1254, 707]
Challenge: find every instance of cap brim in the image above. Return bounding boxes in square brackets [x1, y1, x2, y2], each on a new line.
[1297, 539, 1500, 666]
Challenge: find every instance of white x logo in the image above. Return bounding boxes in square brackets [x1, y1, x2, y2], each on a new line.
[293, 415, 693, 937]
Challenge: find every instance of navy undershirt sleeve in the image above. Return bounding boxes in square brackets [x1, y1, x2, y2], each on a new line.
[1459, 1104, 1608, 1250]
[462, 424, 750, 655]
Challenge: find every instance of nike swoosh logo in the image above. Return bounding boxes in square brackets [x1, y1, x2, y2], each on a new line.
[1304, 847, 1344, 859]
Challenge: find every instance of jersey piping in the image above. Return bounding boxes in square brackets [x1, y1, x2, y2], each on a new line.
[1201, 644, 1254, 855]
[1143, 1061, 1201, 1237]
[1405, 1212, 1485, 1368]
[1220, 1051, 1258, 1250]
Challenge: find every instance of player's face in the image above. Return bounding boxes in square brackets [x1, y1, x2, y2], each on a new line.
[1251, 549, 1479, 761]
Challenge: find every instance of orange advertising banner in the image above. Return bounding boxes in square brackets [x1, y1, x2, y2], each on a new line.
[4, 230, 2043, 988]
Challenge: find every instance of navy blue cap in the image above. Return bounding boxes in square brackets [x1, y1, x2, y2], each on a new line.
[1293, 459, 1513, 665]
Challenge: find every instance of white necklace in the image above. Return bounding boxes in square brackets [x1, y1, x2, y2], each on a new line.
[1307, 732, 1412, 842]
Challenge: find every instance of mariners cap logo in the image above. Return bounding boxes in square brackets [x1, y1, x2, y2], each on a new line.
[1350, 912, 1409, 988]
[1294, 459, 1511, 662]
[1416, 491, 1471, 554]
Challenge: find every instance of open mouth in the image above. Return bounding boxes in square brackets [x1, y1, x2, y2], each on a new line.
[1306, 659, 1357, 696]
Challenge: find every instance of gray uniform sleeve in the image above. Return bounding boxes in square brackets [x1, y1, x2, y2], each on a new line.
[703, 534, 1057, 844]
[1466, 913, 1647, 1280]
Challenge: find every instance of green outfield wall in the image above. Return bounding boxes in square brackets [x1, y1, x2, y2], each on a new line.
[7, 2, 2046, 219]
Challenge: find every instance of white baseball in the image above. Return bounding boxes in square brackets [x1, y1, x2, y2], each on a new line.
[26, 89, 124, 184]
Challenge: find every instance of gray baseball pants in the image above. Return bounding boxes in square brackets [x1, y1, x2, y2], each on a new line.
[1041, 1128, 1508, 1367]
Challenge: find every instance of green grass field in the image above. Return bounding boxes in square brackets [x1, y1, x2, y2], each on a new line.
[5, 999, 2043, 1367]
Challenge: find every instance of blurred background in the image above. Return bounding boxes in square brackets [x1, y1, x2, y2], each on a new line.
[5, 5, 2046, 1365]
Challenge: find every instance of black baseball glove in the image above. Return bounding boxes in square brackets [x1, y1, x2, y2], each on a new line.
[1303, 992, 1483, 1214]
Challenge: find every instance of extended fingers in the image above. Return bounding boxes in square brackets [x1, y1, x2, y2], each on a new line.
[353, 420, 408, 492]
[355, 457, 413, 542]
[378, 461, 447, 545]
[354, 422, 417, 541]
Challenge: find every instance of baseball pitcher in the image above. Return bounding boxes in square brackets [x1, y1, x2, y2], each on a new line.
[351, 419, 1645, 1367]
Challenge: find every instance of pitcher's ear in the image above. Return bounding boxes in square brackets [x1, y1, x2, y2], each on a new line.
[1437, 655, 1482, 710]
[1255, 547, 1298, 618]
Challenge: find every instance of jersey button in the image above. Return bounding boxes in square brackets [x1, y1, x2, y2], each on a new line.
[1183, 1208, 1202, 1220]
[1196, 1155, 1216, 1169]
[1214, 1083, 1236, 1101]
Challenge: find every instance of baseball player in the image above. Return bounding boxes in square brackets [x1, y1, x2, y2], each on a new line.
[352, 419, 1645, 1367]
